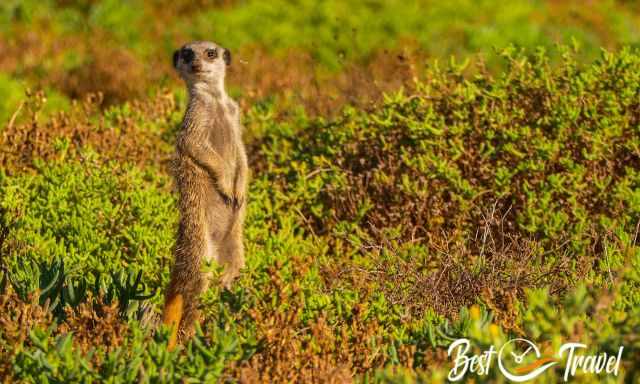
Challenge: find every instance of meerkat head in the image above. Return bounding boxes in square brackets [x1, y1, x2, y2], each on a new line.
[173, 41, 231, 89]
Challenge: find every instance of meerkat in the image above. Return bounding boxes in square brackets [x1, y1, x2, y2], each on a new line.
[162, 41, 248, 349]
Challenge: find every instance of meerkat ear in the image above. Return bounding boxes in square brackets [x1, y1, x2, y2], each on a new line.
[223, 49, 231, 66]
[172, 50, 180, 69]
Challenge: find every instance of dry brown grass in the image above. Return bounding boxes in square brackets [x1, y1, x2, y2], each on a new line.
[0, 284, 129, 381]
[222, 259, 418, 382]
[0, 89, 176, 173]
[52, 44, 149, 105]
[1, 17, 425, 116]
[145, 0, 238, 19]
[319, 203, 582, 330]
[0, 288, 52, 382]
[229, 43, 424, 117]
[58, 295, 128, 355]
[0, 27, 157, 105]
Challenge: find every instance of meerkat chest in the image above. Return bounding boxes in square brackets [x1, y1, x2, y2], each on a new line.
[203, 102, 240, 154]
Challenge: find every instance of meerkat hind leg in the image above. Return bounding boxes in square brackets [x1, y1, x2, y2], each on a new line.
[162, 216, 211, 349]
[218, 208, 245, 288]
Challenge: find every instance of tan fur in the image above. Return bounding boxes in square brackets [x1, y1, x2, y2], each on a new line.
[162, 41, 248, 344]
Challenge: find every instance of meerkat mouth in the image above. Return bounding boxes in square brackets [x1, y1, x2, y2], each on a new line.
[190, 65, 206, 73]
[191, 69, 212, 75]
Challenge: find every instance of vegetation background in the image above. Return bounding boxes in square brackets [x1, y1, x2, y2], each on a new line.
[1, 0, 639, 382]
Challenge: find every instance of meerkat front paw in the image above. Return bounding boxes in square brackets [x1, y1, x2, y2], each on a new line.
[214, 177, 234, 203]
[231, 192, 245, 210]
[218, 190, 235, 207]
[220, 193, 243, 209]
[232, 174, 246, 210]
[216, 178, 244, 209]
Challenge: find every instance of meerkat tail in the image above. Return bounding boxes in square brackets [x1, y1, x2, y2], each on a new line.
[162, 294, 184, 351]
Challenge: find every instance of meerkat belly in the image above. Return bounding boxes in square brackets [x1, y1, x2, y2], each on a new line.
[173, 154, 228, 262]
[207, 131, 240, 184]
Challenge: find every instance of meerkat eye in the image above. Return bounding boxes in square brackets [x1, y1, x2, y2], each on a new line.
[206, 48, 218, 59]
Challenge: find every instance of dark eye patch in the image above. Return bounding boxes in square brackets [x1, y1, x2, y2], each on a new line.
[181, 48, 194, 63]
[172, 50, 179, 68]
[205, 48, 218, 59]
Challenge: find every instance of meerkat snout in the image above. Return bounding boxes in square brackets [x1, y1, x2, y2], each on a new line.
[172, 41, 232, 84]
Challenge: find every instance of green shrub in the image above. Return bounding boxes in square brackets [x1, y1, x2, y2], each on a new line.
[0, 156, 176, 290]
[1, 46, 640, 382]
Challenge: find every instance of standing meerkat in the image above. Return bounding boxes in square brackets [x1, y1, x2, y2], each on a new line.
[162, 41, 248, 349]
